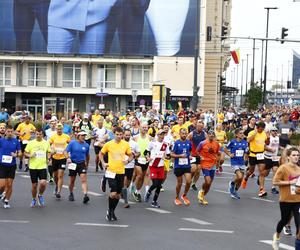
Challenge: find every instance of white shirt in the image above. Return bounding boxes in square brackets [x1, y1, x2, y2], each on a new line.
[148, 140, 170, 167]
[125, 139, 140, 169]
[265, 135, 280, 159]
[93, 127, 107, 146]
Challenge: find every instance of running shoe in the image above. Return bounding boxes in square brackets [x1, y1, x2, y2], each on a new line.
[241, 178, 247, 189]
[198, 190, 208, 205]
[137, 193, 142, 202]
[132, 191, 139, 202]
[231, 191, 240, 200]
[234, 191, 241, 199]
[24, 166, 29, 172]
[191, 183, 198, 191]
[3, 202, 10, 209]
[144, 192, 151, 202]
[130, 185, 136, 194]
[151, 201, 160, 208]
[83, 195, 90, 204]
[55, 193, 61, 199]
[49, 177, 54, 184]
[160, 187, 165, 192]
[181, 195, 190, 206]
[216, 169, 220, 175]
[68, 192, 75, 202]
[258, 188, 267, 197]
[101, 176, 106, 192]
[174, 198, 182, 206]
[271, 187, 279, 195]
[111, 211, 117, 221]
[37, 195, 45, 207]
[0, 192, 6, 202]
[272, 233, 280, 250]
[228, 181, 235, 196]
[218, 166, 223, 173]
[105, 210, 112, 221]
[30, 198, 37, 208]
[283, 225, 292, 236]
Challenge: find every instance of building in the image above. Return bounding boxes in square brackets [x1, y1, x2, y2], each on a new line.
[0, 0, 232, 119]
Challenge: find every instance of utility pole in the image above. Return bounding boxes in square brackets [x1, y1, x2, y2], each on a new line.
[240, 59, 244, 107]
[251, 39, 256, 87]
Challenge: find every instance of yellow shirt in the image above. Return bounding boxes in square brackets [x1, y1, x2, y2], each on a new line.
[171, 124, 187, 140]
[49, 133, 70, 160]
[101, 140, 131, 174]
[247, 130, 267, 157]
[16, 123, 36, 141]
[215, 130, 226, 146]
[184, 121, 193, 128]
[217, 113, 225, 124]
[92, 114, 102, 126]
[103, 120, 112, 130]
[25, 139, 51, 170]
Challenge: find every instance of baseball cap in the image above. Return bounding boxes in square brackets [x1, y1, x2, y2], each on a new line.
[83, 113, 89, 119]
[56, 123, 63, 129]
[157, 129, 166, 135]
[207, 129, 215, 135]
[77, 131, 87, 136]
[270, 126, 278, 131]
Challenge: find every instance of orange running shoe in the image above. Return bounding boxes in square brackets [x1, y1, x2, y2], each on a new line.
[241, 178, 247, 189]
[181, 195, 190, 206]
[174, 198, 182, 206]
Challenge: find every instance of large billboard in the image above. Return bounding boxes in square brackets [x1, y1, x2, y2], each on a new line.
[0, 0, 197, 57]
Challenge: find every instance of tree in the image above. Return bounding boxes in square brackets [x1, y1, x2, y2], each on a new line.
[245, 85, 263, 110]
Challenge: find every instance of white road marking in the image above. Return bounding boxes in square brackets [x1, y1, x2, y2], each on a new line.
[119, 199, 136, 205]
[260, 240, 294, 250]
[214, 176, 234, 179]
[87, 191, 103, 197]
[251, 197, 275, 203]
[178, 228, 234, 234]
[62, 185, 76, 190]
[213, 189, 230, 194]
[145, 208, 172, 214]
[20, 175, 30, 179]
[182, 218, 213, 225]
[0, 220, 30, 224]
[75, 223, 128, 228]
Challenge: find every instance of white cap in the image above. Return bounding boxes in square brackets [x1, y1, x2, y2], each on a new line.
[77, 131, 87, 136]
[83, 113, 89, 119]
[50, 116, 57, 122]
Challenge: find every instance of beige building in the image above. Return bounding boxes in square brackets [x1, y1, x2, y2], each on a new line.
[0, 0, 232, 119]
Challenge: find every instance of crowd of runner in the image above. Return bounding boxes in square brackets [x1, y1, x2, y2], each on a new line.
[0, 106, 300, 250]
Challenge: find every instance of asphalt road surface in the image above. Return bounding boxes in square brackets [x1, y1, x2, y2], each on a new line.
[0, 157, 297, 250]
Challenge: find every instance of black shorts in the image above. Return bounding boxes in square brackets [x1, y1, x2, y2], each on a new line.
[264, 158, 279, 170]
[107, 174, 124, 194]
[135, 161, 149, 171]
[85, 139, 91, 145]
[29, 169, 47, 184]
[174, 168, 191, 177]
[94, 146, 101, 155]
[279, 138, 290, 148]
[68, 162, 87, 177]
[0, 165, 16, 179]
[191, 156, 201, 165]
[21, 143, 27, 153]
[249, 156, 265, 166]
[52, 158, 67, 172]
[125, 168, 134, 181]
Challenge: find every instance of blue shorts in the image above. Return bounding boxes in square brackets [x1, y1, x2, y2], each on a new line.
[202, 169, 216, 180]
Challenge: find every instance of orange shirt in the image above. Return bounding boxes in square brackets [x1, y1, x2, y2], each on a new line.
[197, 139, 220, 169]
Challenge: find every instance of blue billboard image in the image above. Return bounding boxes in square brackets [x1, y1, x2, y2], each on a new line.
[0, 0, 197, 56]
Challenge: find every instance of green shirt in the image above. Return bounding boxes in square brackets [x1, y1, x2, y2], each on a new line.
[25, 139, 51, 170]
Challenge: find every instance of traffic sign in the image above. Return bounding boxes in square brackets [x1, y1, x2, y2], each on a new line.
[96, 92, 109, 97]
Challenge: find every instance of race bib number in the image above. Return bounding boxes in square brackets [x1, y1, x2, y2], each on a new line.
[282, 128, 290, 134]
[256, 153, 264, 160]
[235, 150, 244, 157]
[138, 157, 146, 165]
[68, 163, 77, 171]
[179, 158, 188, 165]
[105, 170, 116, 179]
[290, 185, 296, 195]
[2, 155, 12, 164]
[55, 148, 64, 154]
[191, 157, 196, 163]
[22, 140, 29, 144]
[272, 156, 280, 162]
[36, 151, 46, 158]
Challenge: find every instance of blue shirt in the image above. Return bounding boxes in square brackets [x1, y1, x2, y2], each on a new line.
[226, 139, 248, 166]
[0, 137, 21, 167]
[66, 140, 89, 163]
[172, 139, 192, 169]
[63, 124, 72, 135]
[0, 112, 9, 122]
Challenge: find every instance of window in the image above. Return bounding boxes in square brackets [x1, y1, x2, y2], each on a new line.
[28, 63, 47, 87]
[0, 62, 11, 86]
[131, 65, 150, 89]
[62, 64, 81, 88]
[97, 65, 116, 89]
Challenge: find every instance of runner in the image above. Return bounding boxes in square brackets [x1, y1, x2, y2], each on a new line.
[66, 131, 90, 204]
[122, 129, 140, 208]
[171, 128, 192, 206]
[197, 130, 221, 205]
[99, 127, 132, 221]
[0, 125, 21, 208]
[93, 119, 108, 172]
[215, 123, 227, 174]
[45, 117, 57, 183]
[225, 128, 248, 199]
[49, 123, 70, 199]
[79, 113, 93, 145]
[144, 129, 170, 208]
[25, 128, 51, 207]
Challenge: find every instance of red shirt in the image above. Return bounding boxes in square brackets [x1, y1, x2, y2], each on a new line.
[197, 139, 220, 169]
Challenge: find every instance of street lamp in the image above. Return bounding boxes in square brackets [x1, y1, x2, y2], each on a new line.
[263, 7, 278, 105]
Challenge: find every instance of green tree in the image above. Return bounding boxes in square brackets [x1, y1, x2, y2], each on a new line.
[246, 85, 263, 110]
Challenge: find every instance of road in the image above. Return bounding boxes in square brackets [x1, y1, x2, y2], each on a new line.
[0, 158, 296, 250]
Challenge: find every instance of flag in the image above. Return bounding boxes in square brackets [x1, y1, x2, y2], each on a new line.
[230, 49, 240, 64]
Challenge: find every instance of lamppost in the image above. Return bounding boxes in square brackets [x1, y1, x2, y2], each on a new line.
[263, 7, 278, 105]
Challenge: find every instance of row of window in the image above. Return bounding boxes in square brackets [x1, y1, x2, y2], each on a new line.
[0, 62, 150, 89]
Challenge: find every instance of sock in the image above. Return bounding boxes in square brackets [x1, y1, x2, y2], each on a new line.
[108, 197, 114, 211]
[4, 199, 8, 203]
[122, 188, 128, 204]
[295, 239, 300, 250]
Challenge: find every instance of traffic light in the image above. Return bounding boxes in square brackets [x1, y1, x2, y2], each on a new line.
[281, 27, 288, 44]
[220, 76, 226, 90]
[221, 26, 228, 40]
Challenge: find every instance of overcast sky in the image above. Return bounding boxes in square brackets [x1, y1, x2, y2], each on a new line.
[228, 0, 300, 92]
